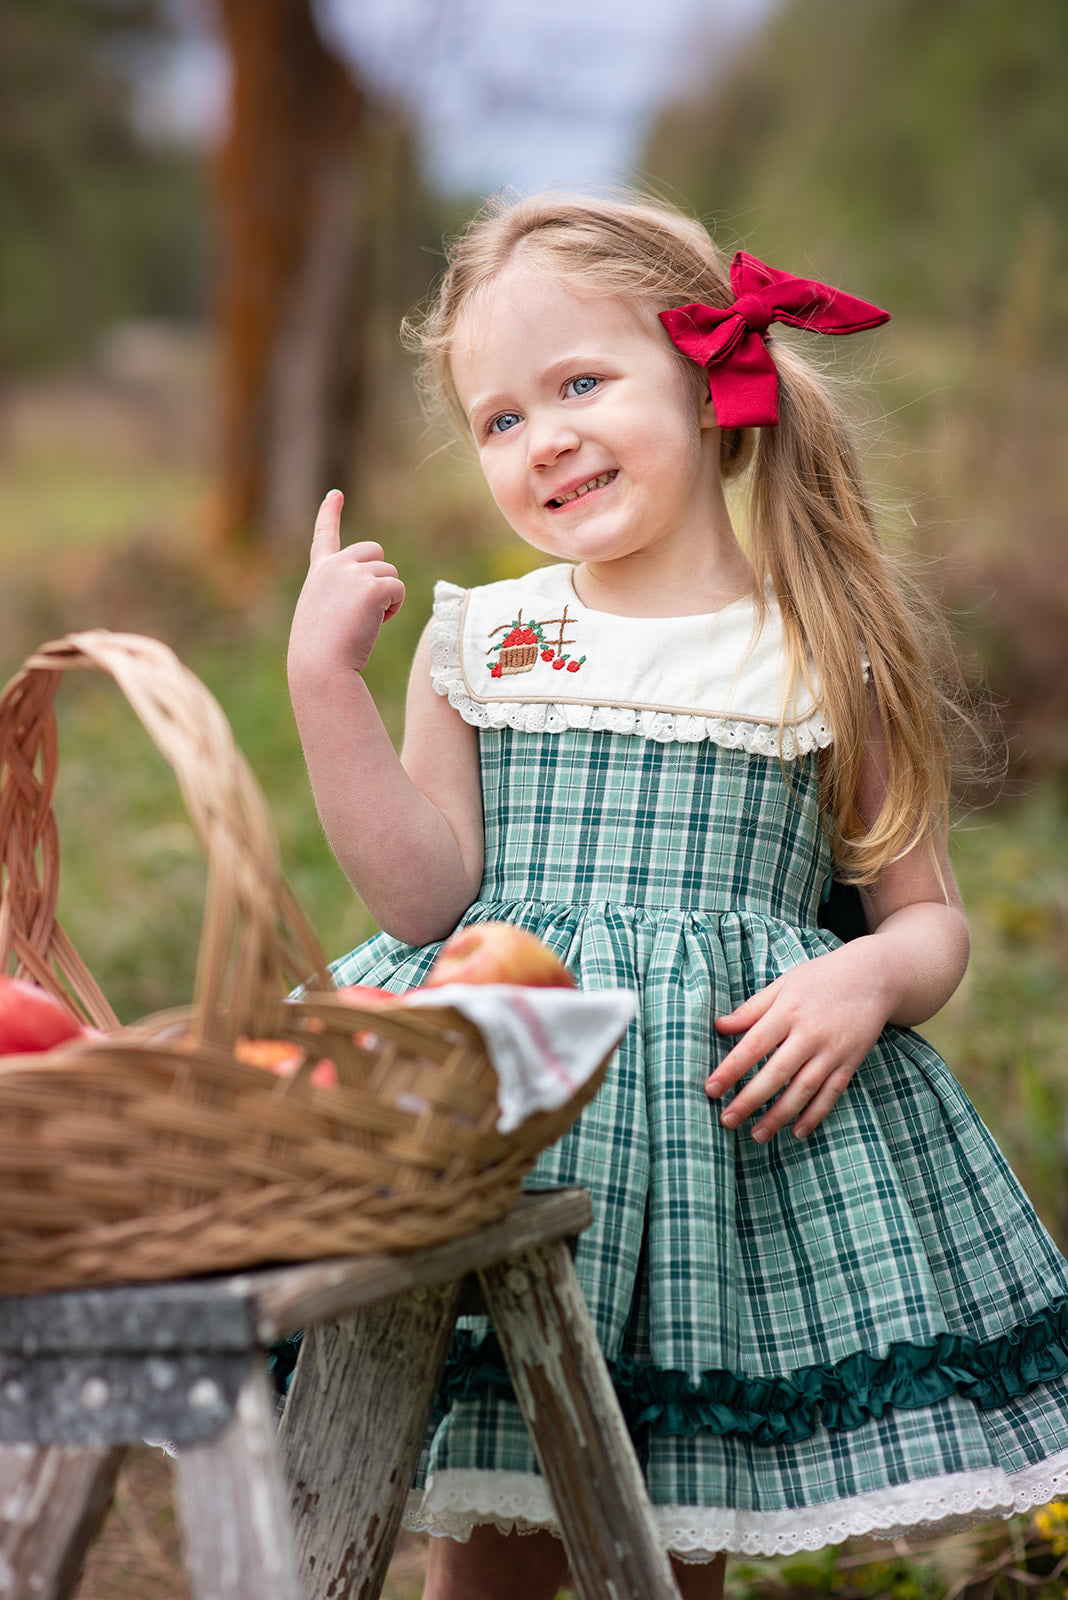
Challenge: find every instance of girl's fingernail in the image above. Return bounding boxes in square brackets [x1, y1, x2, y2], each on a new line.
[720, 1110, 738, 1128]
[706, 1080, 722, 1099]
[752, 1127, 770, 1143]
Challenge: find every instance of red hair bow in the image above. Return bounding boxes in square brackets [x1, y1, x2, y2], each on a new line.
[658, 252, 890, 429]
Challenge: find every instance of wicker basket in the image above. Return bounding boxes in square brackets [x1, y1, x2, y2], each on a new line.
[0, 632, 610, 1295]
[498, 643, 538, 674]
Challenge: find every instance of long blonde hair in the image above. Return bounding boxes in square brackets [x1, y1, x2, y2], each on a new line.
[405, 189, 974, 883]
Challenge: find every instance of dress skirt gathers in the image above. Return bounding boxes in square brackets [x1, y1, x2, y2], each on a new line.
[332, 726, 1068, 1559]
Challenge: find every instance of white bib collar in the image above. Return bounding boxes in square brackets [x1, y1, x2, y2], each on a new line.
[429, 564, 833, 757]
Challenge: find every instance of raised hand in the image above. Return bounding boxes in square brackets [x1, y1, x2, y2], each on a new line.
[289, 490, 406, 678]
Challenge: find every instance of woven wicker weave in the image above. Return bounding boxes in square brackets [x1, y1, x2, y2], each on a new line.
[0, 632, 609, 1294]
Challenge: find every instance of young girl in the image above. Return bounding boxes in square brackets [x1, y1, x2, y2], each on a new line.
[287, 192, 1068, 1600]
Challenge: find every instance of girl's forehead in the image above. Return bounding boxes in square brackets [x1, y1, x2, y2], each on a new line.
[450, 260, 658, 371]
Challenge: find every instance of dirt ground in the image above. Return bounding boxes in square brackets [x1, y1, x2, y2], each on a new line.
[76, 1446, 430, 1600]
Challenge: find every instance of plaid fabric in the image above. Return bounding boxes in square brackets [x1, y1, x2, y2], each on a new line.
[332, 728, 1068, 1516]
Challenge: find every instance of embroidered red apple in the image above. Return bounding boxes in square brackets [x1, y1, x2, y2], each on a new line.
[424, 924, 576, 989]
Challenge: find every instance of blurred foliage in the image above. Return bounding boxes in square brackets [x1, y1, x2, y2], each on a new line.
[646, 0, 1068, 791]
[725, 1505, 1068, 1600]
[0, 350, 508, 1021]
[926, 792, 1068, 1243]
[0, 0, 208, 372]
[647, 0, 1067, 331]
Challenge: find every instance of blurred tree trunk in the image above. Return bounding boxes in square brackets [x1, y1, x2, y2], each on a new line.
[211, 0, 370, 555]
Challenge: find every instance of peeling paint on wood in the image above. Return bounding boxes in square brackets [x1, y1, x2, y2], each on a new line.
[481, 1243, 681, 1600]
[277, 1282, 460, 1600]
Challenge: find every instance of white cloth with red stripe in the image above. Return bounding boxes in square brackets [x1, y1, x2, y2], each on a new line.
[405, 985, 636, 1134]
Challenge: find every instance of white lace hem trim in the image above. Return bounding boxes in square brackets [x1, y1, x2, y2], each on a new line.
[402, 1448, 1068, 1560]
[428, 583, 834, 758]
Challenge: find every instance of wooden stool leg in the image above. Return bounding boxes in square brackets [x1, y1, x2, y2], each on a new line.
[0, 1443, 124, 1600]
[277, 1281, 460, 1600]
[174, 1362, 302, 1600]
[480, 1242, 682, 1600]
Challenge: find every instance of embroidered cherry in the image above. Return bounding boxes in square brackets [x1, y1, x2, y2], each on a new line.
[566, 658, 582, 672]
[552, 657, 567, 670]
[490, 663, 503, 678]
[541, 649, 555, 663]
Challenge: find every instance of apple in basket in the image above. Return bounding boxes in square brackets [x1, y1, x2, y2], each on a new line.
[334, 984, 400, 1006]
[233, 1036, 339, 1088]
[423, 924, 576, 989]
[0, 975, 87, 1055]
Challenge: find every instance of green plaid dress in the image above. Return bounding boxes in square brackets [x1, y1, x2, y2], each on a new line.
[330, 574, 1068, 1559]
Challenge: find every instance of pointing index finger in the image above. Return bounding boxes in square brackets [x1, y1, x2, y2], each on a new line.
[310, 489, 344, 561]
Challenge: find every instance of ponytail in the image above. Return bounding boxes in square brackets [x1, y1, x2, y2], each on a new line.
[748, 343, 964, 882]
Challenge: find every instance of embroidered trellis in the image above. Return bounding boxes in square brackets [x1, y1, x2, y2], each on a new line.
[488, 606, 587, 679]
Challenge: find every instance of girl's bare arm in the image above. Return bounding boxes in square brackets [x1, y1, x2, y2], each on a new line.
[287, 493, 484, 945]
[706, 708, 969, 1141]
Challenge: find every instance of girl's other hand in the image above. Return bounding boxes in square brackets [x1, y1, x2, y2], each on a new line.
[289, 490, 406, 679]
[707, 942, 892, 1142]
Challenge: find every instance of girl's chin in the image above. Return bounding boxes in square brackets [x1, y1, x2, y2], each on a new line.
[525, 515, 641, 563]
[527, 538, 633, 567]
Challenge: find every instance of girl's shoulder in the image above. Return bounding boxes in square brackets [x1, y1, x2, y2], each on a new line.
[429, 564, 835, 756]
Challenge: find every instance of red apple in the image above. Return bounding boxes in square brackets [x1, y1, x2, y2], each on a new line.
[424, 924, 576, 989]
[233, 1036, 338, 1088]
[233, 1036, 304, 1074]
[334, 984, 403, 1008]
[0, 976, 85, 1055]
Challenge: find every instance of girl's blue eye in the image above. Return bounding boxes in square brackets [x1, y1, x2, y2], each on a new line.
[567, 375, 598, 397]
[489, 412, 521, 435]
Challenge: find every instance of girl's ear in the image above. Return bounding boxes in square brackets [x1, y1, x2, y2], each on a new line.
[699, 385, 720, 432]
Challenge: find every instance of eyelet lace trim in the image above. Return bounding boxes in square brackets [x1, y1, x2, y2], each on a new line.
[429, 583, 834, 758]
[403, 1449, 1068, 1559]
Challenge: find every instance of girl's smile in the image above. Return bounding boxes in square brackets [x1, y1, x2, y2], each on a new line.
[450, 260, 749, 613]
[545, 468, 618, 510]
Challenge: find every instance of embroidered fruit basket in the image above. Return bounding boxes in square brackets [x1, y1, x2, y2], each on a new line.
[498, 642, 538, 674]
[0, 631, 613, 1295]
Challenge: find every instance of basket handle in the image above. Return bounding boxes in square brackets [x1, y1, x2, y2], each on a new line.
[0, 630, 332, 1043]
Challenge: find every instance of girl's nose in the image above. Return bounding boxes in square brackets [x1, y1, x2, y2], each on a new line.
[526, 412, 580, 469]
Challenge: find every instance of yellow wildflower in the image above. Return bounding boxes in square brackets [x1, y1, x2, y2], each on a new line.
[1034, 1500, 1068, 1555]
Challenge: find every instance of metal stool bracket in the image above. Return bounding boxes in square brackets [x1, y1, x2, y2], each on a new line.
[0, 1349, 248, 1446]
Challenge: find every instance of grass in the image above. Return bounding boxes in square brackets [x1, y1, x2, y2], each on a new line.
[3, 359, 1068, 1599]
[926, 789, 1068, 1243]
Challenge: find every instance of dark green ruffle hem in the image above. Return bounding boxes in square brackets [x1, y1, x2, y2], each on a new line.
[438, 1295, 1068, 1448]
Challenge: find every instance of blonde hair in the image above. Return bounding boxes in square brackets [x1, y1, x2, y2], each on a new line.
[405, 189, 976, 884]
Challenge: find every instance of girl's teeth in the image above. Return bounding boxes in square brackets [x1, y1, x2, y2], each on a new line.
[550, 471, 616, 508]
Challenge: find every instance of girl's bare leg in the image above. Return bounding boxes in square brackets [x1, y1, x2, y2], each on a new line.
[423, 1525, 568, 1600]
[672, 1550, 727, 1600]
[423, 1524, 727, 1599]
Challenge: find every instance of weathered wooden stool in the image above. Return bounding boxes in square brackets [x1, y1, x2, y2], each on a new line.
[0, 1188, 681, 1600]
